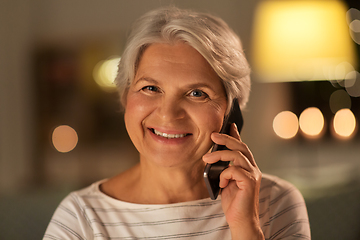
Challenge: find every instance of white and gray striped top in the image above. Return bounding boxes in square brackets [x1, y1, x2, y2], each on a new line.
[43, 174, 310, 240]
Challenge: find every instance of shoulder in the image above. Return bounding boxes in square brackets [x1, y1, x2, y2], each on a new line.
[259, 174, 311, 239]
[260, 173, 304, 203]
[61, 180, 105, 207]
[43, 181, 105, 239]
[260, 173, 297, 191]
[259, 173, 307, 215]
[50, 180, 106, 221]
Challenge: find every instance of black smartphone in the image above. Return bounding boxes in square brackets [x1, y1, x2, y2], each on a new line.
[203, 98, 243, 200]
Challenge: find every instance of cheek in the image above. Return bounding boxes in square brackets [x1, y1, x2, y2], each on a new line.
[124, 94, 149, 134]
[125, 90, 153, 115]
[125, 96, 146, 116]
[192, 108, 225, 155]
[195, 106, 225, 134]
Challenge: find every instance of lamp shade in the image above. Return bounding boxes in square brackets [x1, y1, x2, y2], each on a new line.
[251, 0, 357, 82]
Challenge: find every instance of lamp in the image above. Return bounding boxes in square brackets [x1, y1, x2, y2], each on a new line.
[251, 0, 357, 82]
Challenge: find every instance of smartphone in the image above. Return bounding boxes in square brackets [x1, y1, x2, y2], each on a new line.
[203, 98, 243, 200]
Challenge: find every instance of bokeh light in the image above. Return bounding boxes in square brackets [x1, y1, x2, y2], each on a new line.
[299, 107, 325, 138]
[52, 125, 78, 153]
[252, 1, 357, 82]
[346, 8, 360, 25]
[345, 71, 360, 97]
[273, 111, 299, 139]
[347, 8, 360, 45]
[335, 62, 355, 82]
[349, 19, 360, 33]
[93, 56, 120, 91]
[329, 89, 352, 114]
[333, 109, 357, 139]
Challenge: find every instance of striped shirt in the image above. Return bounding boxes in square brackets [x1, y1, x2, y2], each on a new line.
[43, 174, 310, 239]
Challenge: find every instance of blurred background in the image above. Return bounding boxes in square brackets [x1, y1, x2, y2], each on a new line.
[0, 0, 360, 239]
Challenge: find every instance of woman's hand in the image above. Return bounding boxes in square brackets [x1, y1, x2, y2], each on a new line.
[203, 123, 264, 240]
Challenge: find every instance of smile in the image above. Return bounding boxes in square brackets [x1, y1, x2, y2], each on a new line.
[152, 129, 189, 139]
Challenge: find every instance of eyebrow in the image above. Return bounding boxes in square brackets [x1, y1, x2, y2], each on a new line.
[133, 77, 158, 85]
[186, 82, 217, 92]
[134, 76, 219, 93]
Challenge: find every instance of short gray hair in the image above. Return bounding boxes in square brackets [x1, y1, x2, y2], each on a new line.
[115, 6, 251, 112]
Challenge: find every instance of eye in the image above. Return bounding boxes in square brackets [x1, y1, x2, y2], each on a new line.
[189, 89, 209, 98]
[142, 85, 159, 93]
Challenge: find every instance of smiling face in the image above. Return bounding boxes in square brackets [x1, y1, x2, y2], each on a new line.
[124, 42, 227, 169]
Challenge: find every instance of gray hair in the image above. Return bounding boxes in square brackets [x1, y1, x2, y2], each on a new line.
[115, 6, 251, 112]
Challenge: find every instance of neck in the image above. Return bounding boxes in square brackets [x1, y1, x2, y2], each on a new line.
[136, 158, 209, 204]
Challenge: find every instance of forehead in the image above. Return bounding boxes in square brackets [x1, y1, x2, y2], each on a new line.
[136, 43, 221, 83]
[140, 42, 205, 64]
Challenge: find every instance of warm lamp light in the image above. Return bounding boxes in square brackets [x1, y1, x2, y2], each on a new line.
[299, 107, 325, 138]
[93, 56, 120, 91]
[273, 111, 299, 139]
[52, 125, 78, 153]
[333, 108, 357, 138]
[252, 0, 357, 82]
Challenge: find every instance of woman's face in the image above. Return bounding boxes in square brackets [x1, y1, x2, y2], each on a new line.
[124, 42, 227, 168]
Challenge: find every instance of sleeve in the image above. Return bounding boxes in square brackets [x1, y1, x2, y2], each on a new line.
[43, 193, 92, 240]
[262, 176, 311, 240]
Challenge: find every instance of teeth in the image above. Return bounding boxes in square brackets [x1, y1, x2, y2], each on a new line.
[153, 129, 187, 139]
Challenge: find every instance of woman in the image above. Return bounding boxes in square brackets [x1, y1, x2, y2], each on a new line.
[44, 7, 310, 240]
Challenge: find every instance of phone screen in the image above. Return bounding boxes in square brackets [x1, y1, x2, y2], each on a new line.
[203, 99, 243, 200]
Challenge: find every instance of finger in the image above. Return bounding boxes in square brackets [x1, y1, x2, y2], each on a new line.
[229, 123, 241, 141]
[210, 133, 255, 166]
[203, 150, 254, 172]
[220, 165, 262, 189]
[210, 132, 246, 153]
[219, 166, 253, 189]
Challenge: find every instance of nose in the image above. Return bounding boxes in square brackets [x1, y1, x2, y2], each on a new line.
[156, 97, 186, 122]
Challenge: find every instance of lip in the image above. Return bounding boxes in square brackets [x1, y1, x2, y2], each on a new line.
[147, 127, 192, 144]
